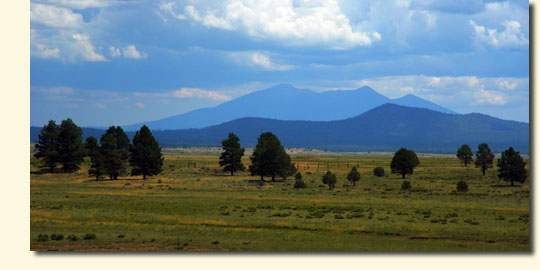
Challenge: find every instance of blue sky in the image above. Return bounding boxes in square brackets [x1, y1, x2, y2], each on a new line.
[30, 0, 529, 126]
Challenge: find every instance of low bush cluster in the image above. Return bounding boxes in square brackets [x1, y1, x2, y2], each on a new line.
[457, 180, 468, 192]
[373, 167, 385, 177]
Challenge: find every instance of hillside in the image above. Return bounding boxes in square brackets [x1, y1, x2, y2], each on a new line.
[31, 104, 528, 153]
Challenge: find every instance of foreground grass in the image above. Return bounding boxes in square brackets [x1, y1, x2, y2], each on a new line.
[30, 153, 529, 251]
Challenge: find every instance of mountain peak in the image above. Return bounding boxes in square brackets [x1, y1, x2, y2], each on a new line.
[357, 85, 375, 91]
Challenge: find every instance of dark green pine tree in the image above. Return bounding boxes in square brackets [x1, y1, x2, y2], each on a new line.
[390, 147, 420, 179]
[475, 143, 494, 176]
[497, 147, 528, 186]
[85, 136, 106, 181]
[129, 125, 164, 179]
[347, 166, 361, 186]
[57, 118, 85, 173]
[456, 144, 473, 166]
[249, 132, 292, 181]
[100, 126, 131, 180]
[33, 120, 60, 173]
[218, 133, 245, 176]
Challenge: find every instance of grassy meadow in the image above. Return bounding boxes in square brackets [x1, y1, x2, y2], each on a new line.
[30, 150, 530, 251]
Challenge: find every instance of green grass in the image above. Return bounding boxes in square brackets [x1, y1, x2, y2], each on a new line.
[30, 153, 529, 251]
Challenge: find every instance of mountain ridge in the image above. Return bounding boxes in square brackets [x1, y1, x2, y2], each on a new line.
[122, 84, 456, 131]
[31, 103, 528, 153]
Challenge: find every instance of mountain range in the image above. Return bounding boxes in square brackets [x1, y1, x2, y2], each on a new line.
[31, 104, 529, 153]
[123, 84, 456, 131]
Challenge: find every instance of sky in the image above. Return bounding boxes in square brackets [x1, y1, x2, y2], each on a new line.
[30, 0, 530, 126]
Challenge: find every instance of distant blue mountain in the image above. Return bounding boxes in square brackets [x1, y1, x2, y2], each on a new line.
[390, 94, 456, 114]
[122, 84, 455, 131]
[32, 104, 528, 153]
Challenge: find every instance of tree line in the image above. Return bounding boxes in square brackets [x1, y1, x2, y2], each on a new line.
[218, 132, 528, 189]
[34, 121, 527, 187]
[33, 119, 163, 180]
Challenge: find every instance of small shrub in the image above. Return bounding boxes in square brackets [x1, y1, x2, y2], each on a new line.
[67, 234, 79, 241]
[117, 234, 125, 238]
[83, 233, 96, 240]
[334, 214, 345, 219]
[457, 180, 468, 192]
[51, 234, 64, 241]
[346, 213, 365, 219]
[305, 171, 312, 175]
[294, 172, 302, 180]
[373, 167, 385, 177]
[445, 212, 458, 218]
[401, 180, 411, 190]
[270, 212, 291, 217]
[307, 211, 325, 219]
[294, 179, 307, 189]
[37, 233, 49, 242]
[157, 179, 162, 183]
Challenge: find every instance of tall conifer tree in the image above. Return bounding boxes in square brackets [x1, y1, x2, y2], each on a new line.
[34, 120, 60, 173]
[129, 125, 163, 179]
[219, 133, 245, 176]
[100, 126, 130, 180]
[57, 118, 84, 172]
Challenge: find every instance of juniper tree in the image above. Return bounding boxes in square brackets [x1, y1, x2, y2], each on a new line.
[322, 171, 337, 190]
[347, 166, 361, 186]
[475, 143, 494, 176]
[34, 120, 60, 173]
[129, 125, 163, 179]
[218, 133, 245, 176]
[456, 144, 473, 166]
[390, 147, 420, 179]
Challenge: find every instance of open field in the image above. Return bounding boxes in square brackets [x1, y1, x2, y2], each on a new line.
[30, 152, 530, 251]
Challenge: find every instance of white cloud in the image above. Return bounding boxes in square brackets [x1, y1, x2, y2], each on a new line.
[108, 45, 147, 59]
[33, 44, 60, 59]
[427, 77, 440, 87]
[497, 79, 518, 91]
[135, 102, 145, 108]
[470, 19, 528, 48]
[171, 88, 231, 101]
[72, 33, 107, 61]
[166, 0, 379, 49]
[133, 88, 232, 101]
[122, 45, 148, 59]
[472, 89, 505, 105]
[250, 52, 292, 71]
[228, 51, 293, 71]
[184, 5, 234, 30]
[296, 75, 527, 110]
[31, 3, 84, 28]
[160, 2, 186, 20]
[399, 86, 414, 95]
[109, 46, 121, 57]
